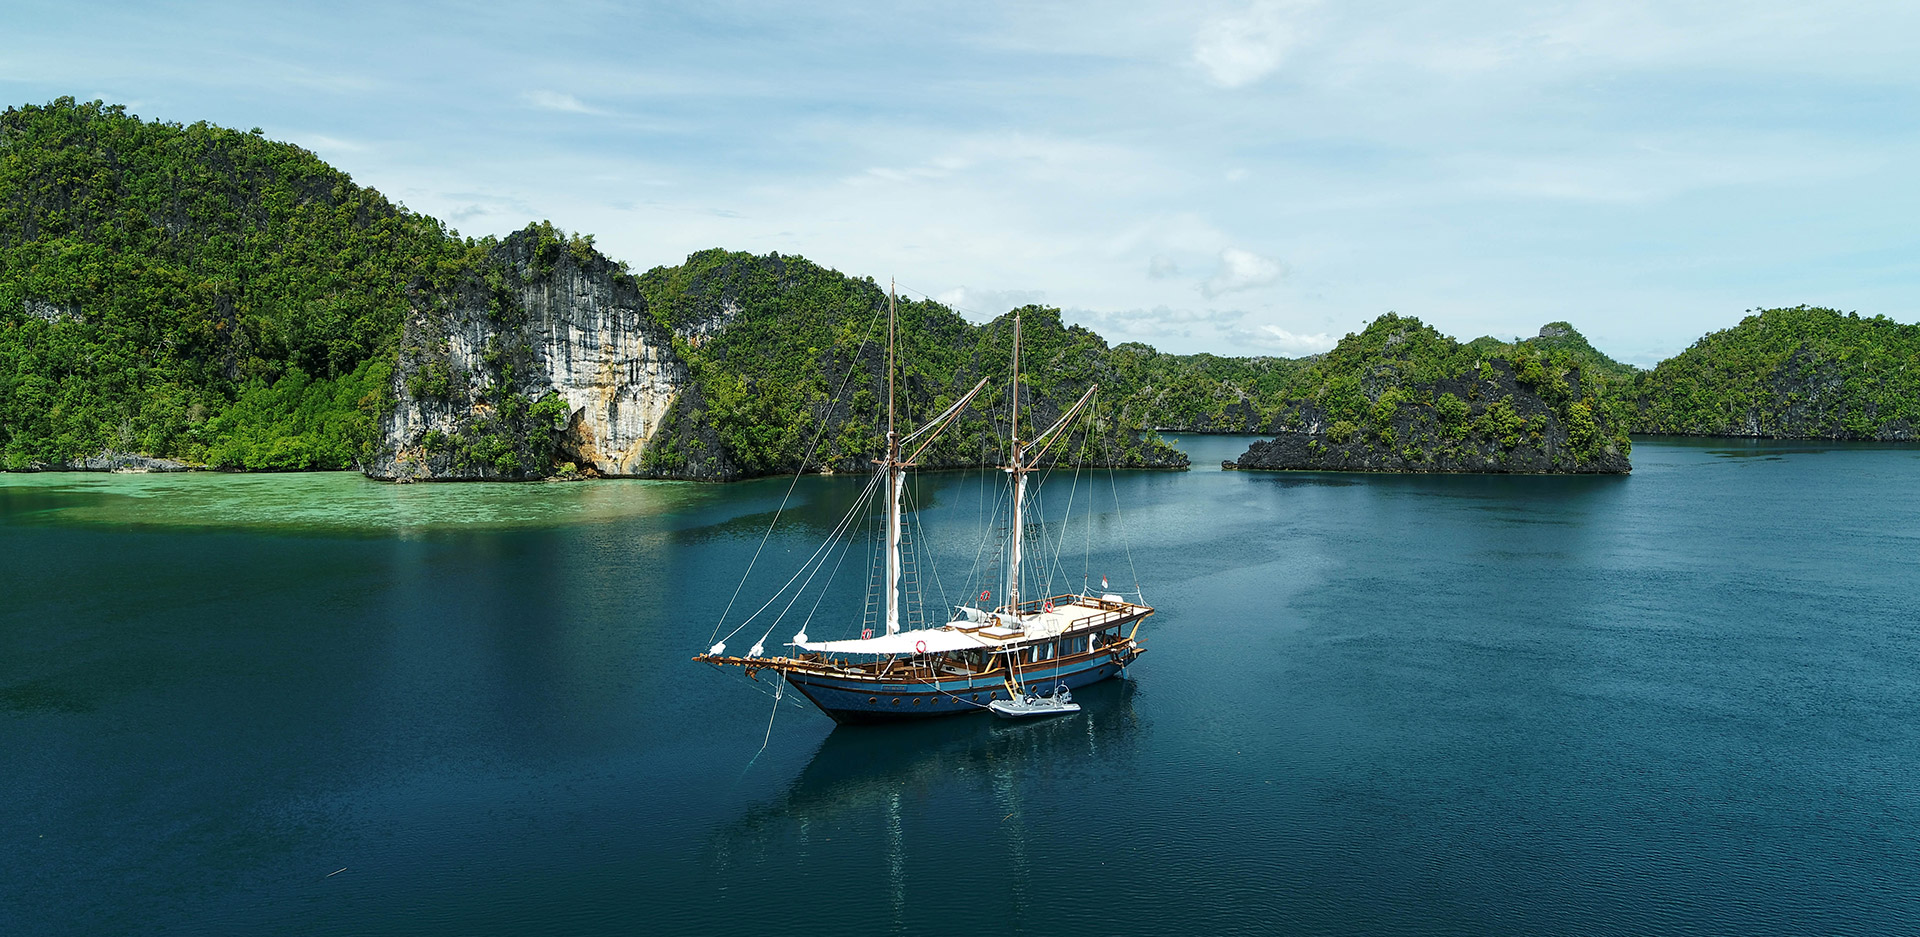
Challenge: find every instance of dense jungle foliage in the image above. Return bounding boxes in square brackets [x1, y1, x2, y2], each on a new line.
[1267, 314, 1633, 464]
[1469, 322, 1640, 390]
[1108, 346, 1308, 431]
[1634, 306, 1920, 438]
[5, 100, 1914, 478]
[0, 97, 479, 469]
[629, 248, 1181, 477]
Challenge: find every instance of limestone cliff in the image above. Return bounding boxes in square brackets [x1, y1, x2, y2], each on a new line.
[364, 235, 1187, 482]
[365, 229, 689, 481]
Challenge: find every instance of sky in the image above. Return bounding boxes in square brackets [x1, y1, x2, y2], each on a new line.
[6, 0, 1919, 364]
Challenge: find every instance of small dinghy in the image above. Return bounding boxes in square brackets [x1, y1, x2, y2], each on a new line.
[989, 685, 1080, 719]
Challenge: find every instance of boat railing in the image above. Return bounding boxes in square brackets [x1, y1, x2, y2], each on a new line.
[1010, 593, 1137, 615]
[989, 594, 1147, 636]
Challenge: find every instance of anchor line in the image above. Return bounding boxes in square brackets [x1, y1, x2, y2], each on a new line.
[742, 674, 786, 772]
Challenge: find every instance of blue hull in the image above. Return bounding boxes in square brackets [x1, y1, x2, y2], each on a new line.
[785, 652, 1135, 724]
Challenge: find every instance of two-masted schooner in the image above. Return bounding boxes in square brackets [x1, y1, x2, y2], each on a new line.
[694, 288, 1152, 724]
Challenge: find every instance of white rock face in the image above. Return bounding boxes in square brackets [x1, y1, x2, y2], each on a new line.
[524, 273, 687, 475]
[366, 232, 690, 480]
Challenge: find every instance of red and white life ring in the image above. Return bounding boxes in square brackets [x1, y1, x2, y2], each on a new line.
[980, 590, 991, 603]
[1043, 600, 1054, 613]
[915, 640, 928, 654]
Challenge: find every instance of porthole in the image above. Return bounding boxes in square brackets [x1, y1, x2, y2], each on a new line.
[868, 697, 878, 705]
[912, 697, 922, 706]
[891, 698, 901, 706]
[972, 693, 980, 702]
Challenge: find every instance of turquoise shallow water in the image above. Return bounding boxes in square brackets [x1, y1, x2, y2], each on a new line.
[5, 437, 1920, 935]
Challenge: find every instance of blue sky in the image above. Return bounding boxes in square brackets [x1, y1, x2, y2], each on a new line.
[7, 1, 1918, 363]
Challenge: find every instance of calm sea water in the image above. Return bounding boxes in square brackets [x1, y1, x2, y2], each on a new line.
[5, 436, 1920, 936]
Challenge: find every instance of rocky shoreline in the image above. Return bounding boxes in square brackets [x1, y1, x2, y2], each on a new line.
[20, 451, 199, 473]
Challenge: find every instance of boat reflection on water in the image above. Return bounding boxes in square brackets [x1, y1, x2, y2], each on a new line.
[788, 678, 1140, 806]
[703, 680, 1143, 923]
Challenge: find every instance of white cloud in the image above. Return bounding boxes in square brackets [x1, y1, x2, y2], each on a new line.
[1201, 248, 1285, 297]
[934, 286, 1048, 320]
[521, 90, 595, 114]
[1148, 254, 1181, 278]
[1194, 1, 1312, 88]
[1068, 305, 1335, 357]
[1237, 324, 1336, 355]
[1067, 305, 1240, 343]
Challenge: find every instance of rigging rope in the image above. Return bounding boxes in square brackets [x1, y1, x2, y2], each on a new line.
[1043, 397, 1095, 597]
[712, 467, 882, 652]
[905, 482, 952, 623]
[706, 300, 887, 649]
[767, 466, 884, 634]
[796, 520, 859, 639]
[1107, 438, 1146, 604]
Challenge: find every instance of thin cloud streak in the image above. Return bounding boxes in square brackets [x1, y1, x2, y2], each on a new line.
[521, 90, 596, 114]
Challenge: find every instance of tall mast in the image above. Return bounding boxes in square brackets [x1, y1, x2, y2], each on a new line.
[885, 281, 905, 635]
[1006, 310, 1026, 622]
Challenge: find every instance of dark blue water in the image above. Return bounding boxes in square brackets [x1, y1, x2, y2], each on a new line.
[5, 437, 1920, 935]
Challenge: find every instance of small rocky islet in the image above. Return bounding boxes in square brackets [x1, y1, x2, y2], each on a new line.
[1219, 317, 1632, 475]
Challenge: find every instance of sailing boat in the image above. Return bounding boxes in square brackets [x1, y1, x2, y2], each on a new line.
[694, 286, 1152, 724]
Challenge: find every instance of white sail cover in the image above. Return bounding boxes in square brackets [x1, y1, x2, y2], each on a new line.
[793, 627, 989, 655]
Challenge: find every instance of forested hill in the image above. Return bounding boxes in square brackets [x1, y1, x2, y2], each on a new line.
[0, 96, 477, 470]
[0, 99, 1186, 478]
[628, 251, 1186, 478]
[1634, 306, 1920, 439]
[1227, 314, 1632, 474]
[1469, 322, 1640, 392]
[1111, 347, 1310, 433]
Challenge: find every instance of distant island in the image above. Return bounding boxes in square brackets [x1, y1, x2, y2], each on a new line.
[1636, 305, 1919, 440]
[2, 98, 1914, 482]
[1223, 315, 1632, 474]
